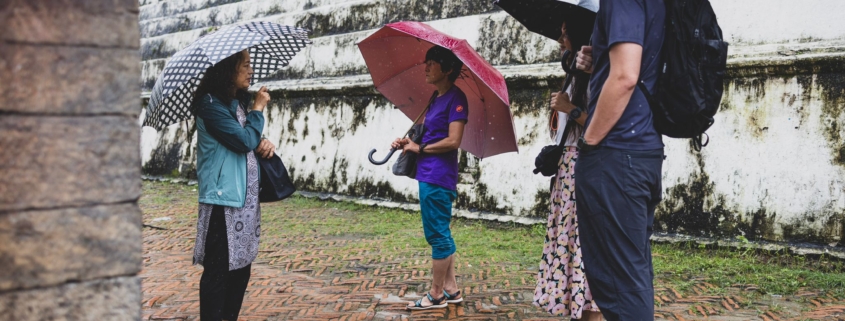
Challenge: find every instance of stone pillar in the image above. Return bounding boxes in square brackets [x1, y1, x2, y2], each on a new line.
[0, 0, 142, 319]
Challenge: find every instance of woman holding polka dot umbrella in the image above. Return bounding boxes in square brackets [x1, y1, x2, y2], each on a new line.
[142, 22, 310, 321]
[143, 22, 311, 130]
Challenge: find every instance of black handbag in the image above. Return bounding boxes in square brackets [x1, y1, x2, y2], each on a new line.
[392, 123, 425, 178]
[392, 91, 438, 178]
[257, 153, 296, 202]
[534, 61, 582, 177]
[533, 118, 575, 176]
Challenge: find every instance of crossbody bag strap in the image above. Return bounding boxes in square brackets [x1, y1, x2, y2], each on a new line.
[403, 91, 438, 139]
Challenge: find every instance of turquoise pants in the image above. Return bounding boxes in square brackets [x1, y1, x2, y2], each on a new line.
[419, 181, 457, 259]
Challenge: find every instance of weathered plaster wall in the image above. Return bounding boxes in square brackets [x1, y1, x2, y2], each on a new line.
[139, 0, 845, 244]
[2, 0, 142, 319]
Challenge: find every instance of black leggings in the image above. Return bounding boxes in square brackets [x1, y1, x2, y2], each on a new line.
[200, 205, 251, 321]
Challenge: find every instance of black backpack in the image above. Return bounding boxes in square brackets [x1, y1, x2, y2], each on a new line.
[638, 0, 729, 150]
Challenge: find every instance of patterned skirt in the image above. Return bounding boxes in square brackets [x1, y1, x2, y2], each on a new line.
[192, 103, 262, 271]
[532, 146, 599, 318]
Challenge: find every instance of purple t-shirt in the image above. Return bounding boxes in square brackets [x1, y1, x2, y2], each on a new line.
[416, 86, 469, 190]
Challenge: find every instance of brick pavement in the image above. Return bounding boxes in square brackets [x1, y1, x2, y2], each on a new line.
[140, 183, 845, 320]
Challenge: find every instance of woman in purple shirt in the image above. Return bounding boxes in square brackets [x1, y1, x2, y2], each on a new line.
[392, 46, 468, 310]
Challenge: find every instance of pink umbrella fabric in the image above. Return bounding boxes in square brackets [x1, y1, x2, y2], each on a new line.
[357, 21, 518, 159]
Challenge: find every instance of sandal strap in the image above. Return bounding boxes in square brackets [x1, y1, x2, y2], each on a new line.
[426, 293, 446, 305]
[443, 290, 461, 299]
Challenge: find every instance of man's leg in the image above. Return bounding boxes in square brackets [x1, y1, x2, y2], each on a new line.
[575, 148, 662, 320]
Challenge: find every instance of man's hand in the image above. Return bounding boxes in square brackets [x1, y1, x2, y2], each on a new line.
[576, 46, 593, 74]
[255, 138, 275, 159]
[582, 43, 642, 145]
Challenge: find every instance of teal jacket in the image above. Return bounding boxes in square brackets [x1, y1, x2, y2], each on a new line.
[195, 94, 265, 207]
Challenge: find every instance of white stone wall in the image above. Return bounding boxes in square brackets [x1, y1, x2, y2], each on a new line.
[139, 0, 845, 243]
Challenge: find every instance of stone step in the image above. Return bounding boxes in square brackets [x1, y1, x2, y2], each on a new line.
[139, 0, 341, 22]
[139, 0, 493, 39]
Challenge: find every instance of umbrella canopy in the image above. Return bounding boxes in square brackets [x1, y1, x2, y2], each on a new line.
[143, 22, 311, 130]
[357, 21, 518, 159]
[494, 0, 598, 40]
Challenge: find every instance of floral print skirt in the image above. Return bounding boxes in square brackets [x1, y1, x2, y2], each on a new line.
[533, 146, 599, 318]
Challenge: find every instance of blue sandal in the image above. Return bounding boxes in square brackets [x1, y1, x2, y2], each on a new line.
[443, 290, 463, 303]
[407, 293, 447, 310]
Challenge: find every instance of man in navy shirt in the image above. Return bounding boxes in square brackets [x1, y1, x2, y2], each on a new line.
[574, 0, 665, 319]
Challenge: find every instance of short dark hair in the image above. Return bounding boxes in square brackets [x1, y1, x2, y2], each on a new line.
[193, 50, 250, 108]
[425, 46, 463, 82]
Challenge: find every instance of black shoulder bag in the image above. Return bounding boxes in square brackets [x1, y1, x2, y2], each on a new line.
[533, 51, 578, 177]
[533, 120, 575, 176]
[393, 91, 438, 178]
[232, 98, 297, 202]
[258, 154, 297, 202]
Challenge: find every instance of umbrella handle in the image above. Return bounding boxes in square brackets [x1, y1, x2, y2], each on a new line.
[368, 148, 398, 165]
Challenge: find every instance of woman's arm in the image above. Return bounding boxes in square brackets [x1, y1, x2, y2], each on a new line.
[402, 121, 465, 154]
[197, 101, 265, 153]
[550, 92, 587, 126]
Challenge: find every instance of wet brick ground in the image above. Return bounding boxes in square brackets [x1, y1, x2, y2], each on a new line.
[140, 185, 844, 320]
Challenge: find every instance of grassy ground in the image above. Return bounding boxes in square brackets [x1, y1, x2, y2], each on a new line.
[142, 181, 845, 308]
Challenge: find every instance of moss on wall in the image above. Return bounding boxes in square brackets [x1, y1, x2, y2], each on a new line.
[816, 73, 845, 166]
[456, 182, 512, 215]
[142, 139, 182, 177]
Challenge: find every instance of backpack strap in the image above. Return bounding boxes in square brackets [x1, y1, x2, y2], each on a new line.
[692, 132, 710, 151]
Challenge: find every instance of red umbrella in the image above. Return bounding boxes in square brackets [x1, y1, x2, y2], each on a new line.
[357, 21, 518, 161]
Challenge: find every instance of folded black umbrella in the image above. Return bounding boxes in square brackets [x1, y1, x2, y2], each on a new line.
[494, 0, 598, 41]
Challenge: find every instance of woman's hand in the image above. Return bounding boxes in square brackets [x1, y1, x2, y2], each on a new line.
[390, 137, 407, 150]
[401, 139, 420, 154]
[391, 137, 420, 154]
[252, 86, 270, 112]
[576, 46, 593, 74]
[255, 138, 275, 159]
[550, 91, 575, 113]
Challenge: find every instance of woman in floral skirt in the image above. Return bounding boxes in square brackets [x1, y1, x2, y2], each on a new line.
[532, 19, 602, 321]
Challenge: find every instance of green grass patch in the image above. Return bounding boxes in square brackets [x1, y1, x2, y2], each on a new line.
[653, 241, 845, 297]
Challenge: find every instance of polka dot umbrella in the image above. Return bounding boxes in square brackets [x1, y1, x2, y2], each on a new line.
[143, 22, 311, 130]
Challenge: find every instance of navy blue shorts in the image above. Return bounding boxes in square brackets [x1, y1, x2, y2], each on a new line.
[574, 147, 663, 321]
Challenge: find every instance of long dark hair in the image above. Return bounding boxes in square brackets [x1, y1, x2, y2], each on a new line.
[562, 15, 593, 140]
[193, 50, 251, 110]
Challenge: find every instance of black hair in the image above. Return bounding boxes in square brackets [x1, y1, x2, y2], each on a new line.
[193, 50, 251, 109]
[562, 15, 594, 141]
[425, 46, 463, 82]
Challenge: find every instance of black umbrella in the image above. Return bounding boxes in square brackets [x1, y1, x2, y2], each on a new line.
[143, 22, 312, 130]
[494, 0, 598, 41]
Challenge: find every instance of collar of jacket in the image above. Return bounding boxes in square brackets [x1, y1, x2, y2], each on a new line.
[206, 94, 243, 119]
